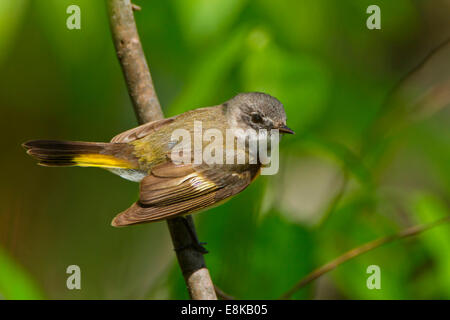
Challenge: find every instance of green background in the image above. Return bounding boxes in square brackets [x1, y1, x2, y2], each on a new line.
[0, 0, 449, 299]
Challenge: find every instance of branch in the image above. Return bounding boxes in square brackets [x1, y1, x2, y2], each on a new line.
[167, 216, 216, 299]
[280, 215, 450, 299]
[107, 0, 163, 124]
[106, 0, 216, 300]
[131, 3, 141, 11]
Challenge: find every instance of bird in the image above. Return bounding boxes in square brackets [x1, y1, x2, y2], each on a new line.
[23, 92, 294, 229]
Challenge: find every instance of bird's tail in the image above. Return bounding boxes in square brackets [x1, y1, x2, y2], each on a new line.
[22, 140, 138, 169]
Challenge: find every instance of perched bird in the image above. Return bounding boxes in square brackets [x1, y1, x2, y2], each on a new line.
[23, 92, 294, 228]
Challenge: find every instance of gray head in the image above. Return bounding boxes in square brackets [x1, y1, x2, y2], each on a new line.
[225, 92, 294, 134]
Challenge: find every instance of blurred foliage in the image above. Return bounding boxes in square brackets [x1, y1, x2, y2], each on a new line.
[0, 0, 449, 300]
[0, 0, 27, 65]
[0, 246, 44, 299]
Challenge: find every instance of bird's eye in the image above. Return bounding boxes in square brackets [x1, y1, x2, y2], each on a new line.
[251, 113, 263, 123]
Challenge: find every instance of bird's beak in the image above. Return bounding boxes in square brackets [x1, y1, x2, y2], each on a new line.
[278, 125, 295, 134]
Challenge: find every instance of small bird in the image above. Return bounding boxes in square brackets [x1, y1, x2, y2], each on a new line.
[23, 92, 294, 228]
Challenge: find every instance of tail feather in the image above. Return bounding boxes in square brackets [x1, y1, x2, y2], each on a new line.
[23, 140, 138, 169]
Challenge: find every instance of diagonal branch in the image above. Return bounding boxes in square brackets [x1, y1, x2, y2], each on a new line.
[280, 215, 450, 299]
[106, 0, 216, 300]
[106, 0, 163, 124]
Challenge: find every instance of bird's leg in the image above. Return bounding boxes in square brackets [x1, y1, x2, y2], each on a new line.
[174, 215, 208, 254]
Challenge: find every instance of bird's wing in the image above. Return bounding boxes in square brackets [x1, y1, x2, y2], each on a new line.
[110, 105, 224, 144]
[110, 117, 176, 143]
[111, 162, 260, 226]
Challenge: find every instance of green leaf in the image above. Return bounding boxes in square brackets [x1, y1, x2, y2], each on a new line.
[411, 193, 450, 298]
[168, 27, 248, 115]
[241, 29, 331, 134]
[0, 246, 44, 299]
[0, 0, 27, 65]
[174, 0, 247, 45]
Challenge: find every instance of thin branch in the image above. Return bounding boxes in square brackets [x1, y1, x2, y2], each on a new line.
[167, 216, 217, 299]
[131, 3, 141, 11]
[106, 0, 216, 300]
[107, 0, 163, 124]
[280, 215, 450, 299]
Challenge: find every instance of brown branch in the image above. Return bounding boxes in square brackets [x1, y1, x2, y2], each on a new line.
[107, 0, 163, 124]
[280, 215, 450, 299]
[106, 0, 216, 300]
[167, 216, 216, 299]
[131, 3, 141, 11]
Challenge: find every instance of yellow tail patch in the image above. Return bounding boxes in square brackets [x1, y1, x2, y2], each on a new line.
[73, 154, 133, 169]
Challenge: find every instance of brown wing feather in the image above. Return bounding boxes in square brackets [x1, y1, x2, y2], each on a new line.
[111, 162, 260, 226]
[110, 117, 175, 143]
[111, 192, 218, 226]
